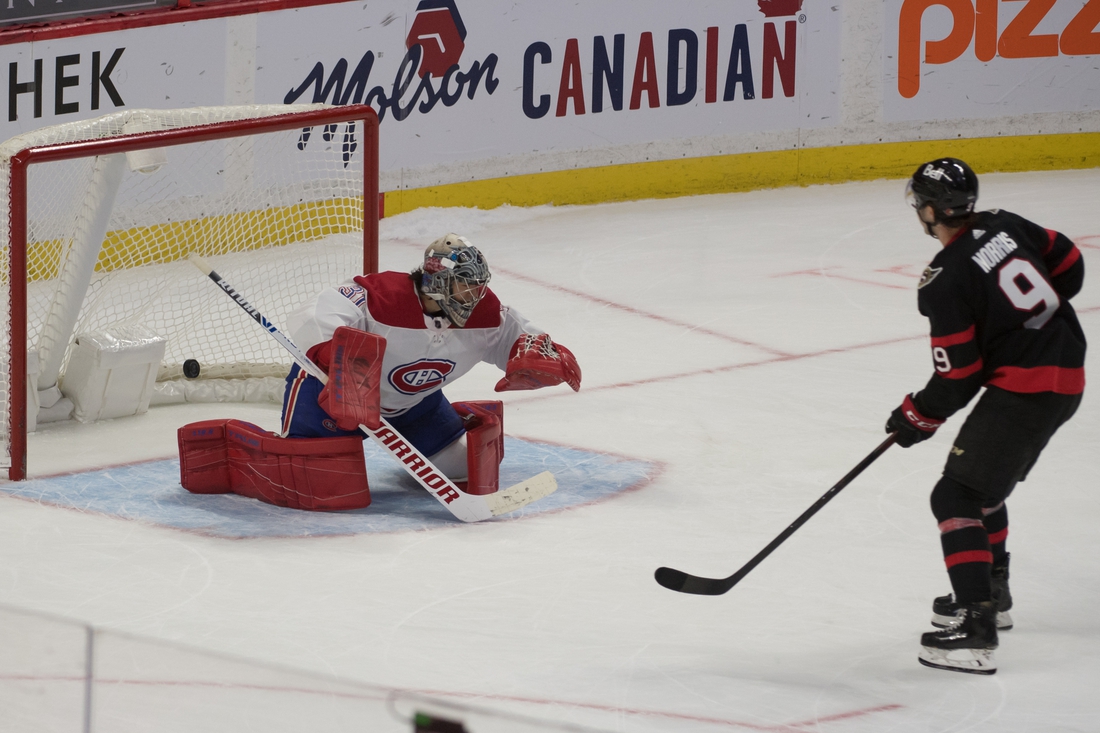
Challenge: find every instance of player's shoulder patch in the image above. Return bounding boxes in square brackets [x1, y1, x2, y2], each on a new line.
[917, 266, 943, 289]
[338, 283, 368, 307]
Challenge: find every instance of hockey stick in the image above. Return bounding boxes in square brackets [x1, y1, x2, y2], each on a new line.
[188, 253, 556, 522]
[654, 433, 898, 595]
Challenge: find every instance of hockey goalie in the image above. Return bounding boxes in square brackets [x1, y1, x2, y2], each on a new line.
[178, 234, 581, 511]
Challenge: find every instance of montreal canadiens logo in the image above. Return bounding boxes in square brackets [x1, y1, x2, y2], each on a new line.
[390, 359, 456, 394]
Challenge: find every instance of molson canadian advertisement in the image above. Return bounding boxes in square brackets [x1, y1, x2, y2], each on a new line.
[884, 0, 1100, 120]
[0, 0, 842, 176]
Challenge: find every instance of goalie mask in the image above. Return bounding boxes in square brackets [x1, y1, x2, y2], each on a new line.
[420, 234, 491, 327]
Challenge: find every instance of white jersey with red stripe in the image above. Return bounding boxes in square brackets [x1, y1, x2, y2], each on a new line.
[287, 271, 541, 417]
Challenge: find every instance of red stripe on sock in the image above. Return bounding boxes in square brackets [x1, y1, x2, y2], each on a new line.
[938, 517, 984, 534]
[987, 528, 1008, 545]
[945, 550, 993, 568]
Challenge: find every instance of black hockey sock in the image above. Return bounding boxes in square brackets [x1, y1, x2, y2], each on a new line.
[931, 476, 993, 604]
[947, 561, 992, 604]
[941, 526, 992, 604]
[982, 502, 1009, 568]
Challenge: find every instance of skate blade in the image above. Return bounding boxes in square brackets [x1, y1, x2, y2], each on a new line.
[918, 646, 997, 675]
[931, 610, 1013, 631]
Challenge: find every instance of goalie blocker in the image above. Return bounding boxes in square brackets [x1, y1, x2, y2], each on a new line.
[178, 400, 505, 511]
[316, 326, 386, 431]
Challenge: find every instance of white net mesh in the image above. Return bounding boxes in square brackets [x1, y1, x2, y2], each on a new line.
[0, 104, 373, 472]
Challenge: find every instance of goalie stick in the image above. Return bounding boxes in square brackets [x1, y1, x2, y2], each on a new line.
[654, 433, 897, 595]
[188, 253, 556, 523]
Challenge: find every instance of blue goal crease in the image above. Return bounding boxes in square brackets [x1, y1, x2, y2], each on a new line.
[2, 438, 656, 538]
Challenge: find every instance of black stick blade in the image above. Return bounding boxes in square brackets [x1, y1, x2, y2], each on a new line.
[654, 566, 688, 591]
[654, 567, 734, 595]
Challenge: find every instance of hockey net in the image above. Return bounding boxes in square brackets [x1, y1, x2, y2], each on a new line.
[1, 104, 378, 480]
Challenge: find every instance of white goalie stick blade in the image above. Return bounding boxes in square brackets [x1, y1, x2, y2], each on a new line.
[361, 420, 490, 522]
[918, 645, 997, 675]
[485, 471, 557, 516]
[361, 422, 556, 522]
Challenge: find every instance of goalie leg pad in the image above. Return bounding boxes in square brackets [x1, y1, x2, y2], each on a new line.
[179, 419, 370, 511]
[454, 401, 503, 496]
[226, 421, 370, 511]
[178, 420, 233, 494]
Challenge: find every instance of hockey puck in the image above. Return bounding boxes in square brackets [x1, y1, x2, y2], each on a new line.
[182, 359, 201, 379]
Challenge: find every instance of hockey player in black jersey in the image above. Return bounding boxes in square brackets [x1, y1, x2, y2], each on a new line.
[885, 158, 1086, 675]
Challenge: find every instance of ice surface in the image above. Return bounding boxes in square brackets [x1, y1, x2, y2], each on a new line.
[2, 169, 1098, 731]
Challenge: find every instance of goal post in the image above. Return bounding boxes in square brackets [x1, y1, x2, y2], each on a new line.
[2, 103, 379, 480]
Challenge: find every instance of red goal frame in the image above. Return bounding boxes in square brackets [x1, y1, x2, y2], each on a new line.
[6, 103, 379, 480]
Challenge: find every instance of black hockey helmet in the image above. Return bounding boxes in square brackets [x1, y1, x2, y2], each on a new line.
[906, 158, 978, 224]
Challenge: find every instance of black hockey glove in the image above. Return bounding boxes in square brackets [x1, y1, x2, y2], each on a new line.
[886, 394, 945, 448]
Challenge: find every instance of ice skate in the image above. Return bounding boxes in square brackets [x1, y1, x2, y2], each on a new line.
[931, 555, 1013, 630]
[918, 601, 999, 675]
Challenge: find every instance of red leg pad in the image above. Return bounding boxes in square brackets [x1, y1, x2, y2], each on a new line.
[453, 401, 503, 496]
[178, 420, 233, 494]
[178, 420, 370, 511]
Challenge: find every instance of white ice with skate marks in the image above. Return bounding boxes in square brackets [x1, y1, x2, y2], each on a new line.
[3, 170, 1099, 732]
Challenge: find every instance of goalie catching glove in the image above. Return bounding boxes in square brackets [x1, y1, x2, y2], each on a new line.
[317, 326, 386, 430]
[494, 334, 581, 392]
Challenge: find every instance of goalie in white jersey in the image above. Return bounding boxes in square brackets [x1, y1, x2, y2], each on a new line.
[279, 234, 582, 487]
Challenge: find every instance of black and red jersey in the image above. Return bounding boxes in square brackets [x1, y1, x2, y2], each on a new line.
[911, 208, 1086, 419]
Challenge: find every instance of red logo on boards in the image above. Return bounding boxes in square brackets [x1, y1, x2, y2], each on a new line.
[406, 0, 468, 78]
[390, 359, 456, 394]
[757, 0, 803, 18]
